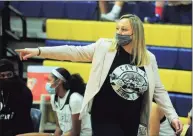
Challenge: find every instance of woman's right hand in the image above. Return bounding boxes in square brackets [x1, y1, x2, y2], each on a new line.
[15, 48, 40, 60]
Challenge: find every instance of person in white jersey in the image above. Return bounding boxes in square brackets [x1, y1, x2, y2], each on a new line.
[47, 67, 92, 136]
[17, 67, 92, 136]
[150, 102, 176, 136]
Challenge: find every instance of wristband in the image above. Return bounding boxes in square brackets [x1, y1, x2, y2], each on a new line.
[37, 47, 41, 56]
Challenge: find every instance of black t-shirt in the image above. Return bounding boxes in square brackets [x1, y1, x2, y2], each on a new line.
[0, 77, 34, 136]
[91, 47, 148, 136]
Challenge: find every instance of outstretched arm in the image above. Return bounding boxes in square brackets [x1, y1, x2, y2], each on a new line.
[16, 39, 103, 62]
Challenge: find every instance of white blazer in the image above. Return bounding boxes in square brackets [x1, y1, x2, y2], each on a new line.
[39, 38, 178, 136]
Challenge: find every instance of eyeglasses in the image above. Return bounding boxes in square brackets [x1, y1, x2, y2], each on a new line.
[0, 71, 14, 79]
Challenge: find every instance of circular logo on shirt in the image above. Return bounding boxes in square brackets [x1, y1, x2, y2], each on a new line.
[110, 64, 148, 100]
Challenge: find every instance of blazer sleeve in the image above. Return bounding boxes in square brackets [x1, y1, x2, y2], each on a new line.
[39, 38, 103, 62]
[151, 54, 179, 123]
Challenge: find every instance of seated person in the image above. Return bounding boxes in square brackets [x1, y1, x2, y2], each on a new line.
[150, 102, 175, 136]
[0, 59, 33, 136]
[17, 67, 92, 136]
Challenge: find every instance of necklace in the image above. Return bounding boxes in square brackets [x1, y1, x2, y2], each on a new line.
[1, 90, 9, 108]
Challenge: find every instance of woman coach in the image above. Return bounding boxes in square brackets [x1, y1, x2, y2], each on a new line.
[16, 14, 182, 136]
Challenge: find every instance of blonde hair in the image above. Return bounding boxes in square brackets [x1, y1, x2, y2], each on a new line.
[110, 14, 150, 66]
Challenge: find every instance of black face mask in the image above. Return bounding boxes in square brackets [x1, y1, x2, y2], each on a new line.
[0, 77, 19, 91]
[2, 79, 15, 84]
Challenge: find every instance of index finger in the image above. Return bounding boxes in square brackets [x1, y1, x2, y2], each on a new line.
[15, 49, 25, 53]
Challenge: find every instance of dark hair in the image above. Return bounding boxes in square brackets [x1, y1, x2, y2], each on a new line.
[52, 68, 86, 96]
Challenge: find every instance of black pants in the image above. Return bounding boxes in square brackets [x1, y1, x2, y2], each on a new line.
[92, 123, 126, 136]
[91, 113, 139, 136]
[91, 121, 138, 136]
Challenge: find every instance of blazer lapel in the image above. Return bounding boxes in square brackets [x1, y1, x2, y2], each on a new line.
[144, 64, 155, 102]
[139, 64, 154, 128]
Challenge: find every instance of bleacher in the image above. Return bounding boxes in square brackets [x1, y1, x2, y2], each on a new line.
[1, 1, 191, 133]
[1, 1, 191, 39]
